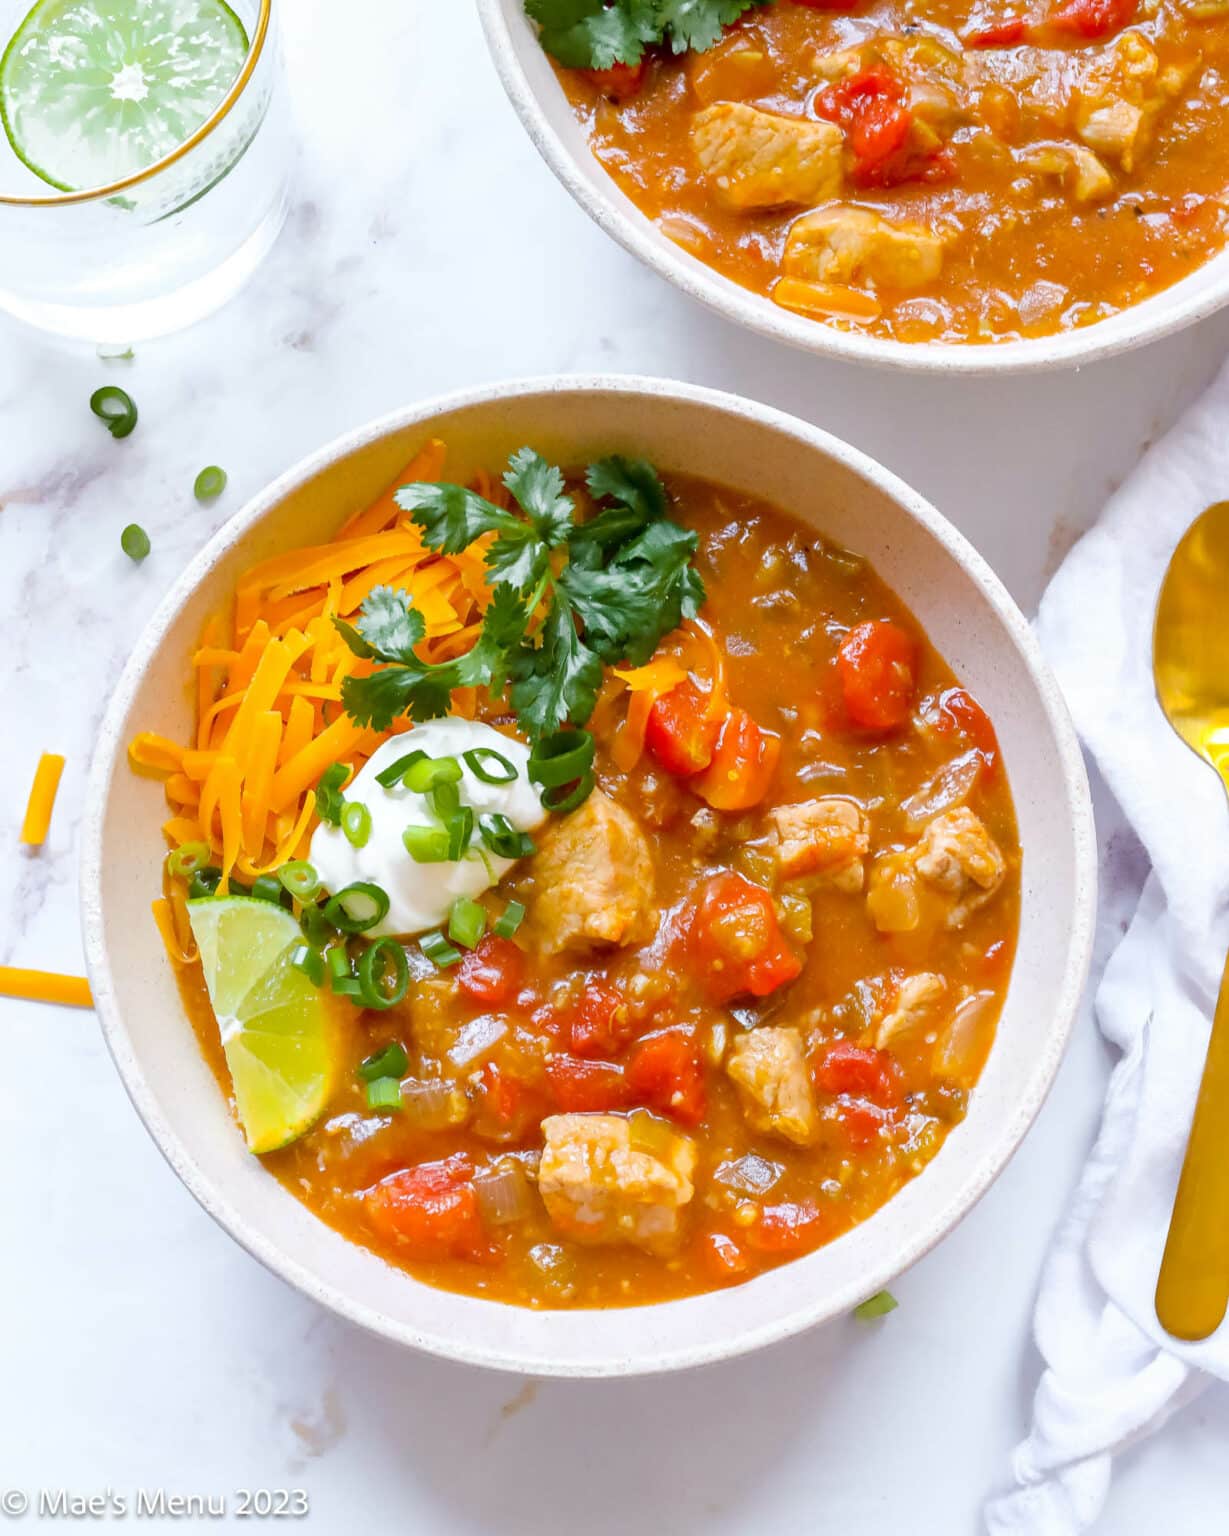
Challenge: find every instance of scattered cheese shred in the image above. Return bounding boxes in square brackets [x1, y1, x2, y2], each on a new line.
[20, 752, 66, 846]
[130, 440, 492, 883]
[0, 966, 93, 1009]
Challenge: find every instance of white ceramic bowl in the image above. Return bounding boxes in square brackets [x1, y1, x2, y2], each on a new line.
[82, 377, 1095, 1376]
[478, 0, 1229, 375]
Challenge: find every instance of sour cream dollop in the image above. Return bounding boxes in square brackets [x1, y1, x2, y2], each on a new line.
[310, 719, 546, 938]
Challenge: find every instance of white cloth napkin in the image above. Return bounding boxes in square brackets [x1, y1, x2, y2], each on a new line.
[985, 358, 1229, 1533]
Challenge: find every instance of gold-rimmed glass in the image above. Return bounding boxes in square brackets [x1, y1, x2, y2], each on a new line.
[0, 0, 291, 343]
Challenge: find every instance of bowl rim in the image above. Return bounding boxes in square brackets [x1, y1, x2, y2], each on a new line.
[476, 0, 1229, 377]
[80, 374, 1097, 1376]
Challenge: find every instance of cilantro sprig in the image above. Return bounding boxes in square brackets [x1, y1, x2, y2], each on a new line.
[525, 0, 773, 71]
[335, 449, 705, 743]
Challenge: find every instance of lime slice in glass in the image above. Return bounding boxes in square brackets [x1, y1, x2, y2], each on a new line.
[0, 0, 249, 193]
[187, 896, 341, 1156]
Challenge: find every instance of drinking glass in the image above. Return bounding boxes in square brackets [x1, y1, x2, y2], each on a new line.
[0, 0, 292, 344]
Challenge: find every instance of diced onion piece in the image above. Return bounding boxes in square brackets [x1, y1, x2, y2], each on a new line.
[400, 1077, 468, 1130]
[900, 750, 981, 832]
[773, 277, 882, 322]
[933, 990, 999, 1083]
[448, 1013, 507, 1067]
[627, 1110, 680, 1159]
[474, 1162, 533, 1225]
[714, 1153, 784, 1195]
[705, 1021, 729, 1068]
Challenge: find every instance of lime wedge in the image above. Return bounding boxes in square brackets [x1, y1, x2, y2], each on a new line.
[187, 897, 341, 1156]
[0, 0, 249, 193]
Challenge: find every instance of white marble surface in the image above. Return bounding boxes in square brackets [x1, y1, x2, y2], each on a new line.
[3, 2, 1229, 1531]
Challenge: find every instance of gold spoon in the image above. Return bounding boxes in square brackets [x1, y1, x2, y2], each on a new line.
[1153, 499, 1229, 1342]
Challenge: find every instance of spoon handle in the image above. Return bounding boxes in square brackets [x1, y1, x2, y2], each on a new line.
[1156, 949, 1229, 1340]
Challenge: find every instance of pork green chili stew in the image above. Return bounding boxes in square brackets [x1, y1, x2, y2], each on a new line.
[130, 440, 1020, 1308]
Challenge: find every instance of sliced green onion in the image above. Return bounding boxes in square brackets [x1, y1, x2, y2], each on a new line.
[463, 747, 517, 784]
[528, 729, 595, 789]
[357, 1041, 409, 1082]
[323, 881, 389, 933]
[478, 813, 536, 861]
[327, 946, 360, 997]
[430, 778, 461, 823]
[366, 1076, 404, 1111]
[279, 861, 321, 902]
[853, 1290, 898, 1322]
[375, 749, 428, 789]
[315, 763, 349, 826]
[356, 939, 410, 1011]
[448, 895, 487, 951]
[226, 878, 251, 898]
[402, 824, 450, 863]
[166, 841, 211, 880]
[300, 903, 333, 946]
[493, 900, 526, 938]
[90, 385, 138, 439]
[419, 930, 462, 969]
[194, 465, 228, 501]
[404, 755, 461, 794]
[446, 806, 475, 862]
[121, 523, 151, 562]
[289, 943, 325, 988]
[540, 770, 596, 815]
[342, 801, 372, 849]
[249, 873, 285, 905]
[188, 866, 223, 900]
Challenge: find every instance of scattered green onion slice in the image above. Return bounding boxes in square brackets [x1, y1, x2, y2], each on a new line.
[166, 841, 211, 880]
[327, 946, 360, 997]
[462, 747, 517, 784]
[430, 779, 461, 822]
[226, 878, 252, 898]
[300, 903, 333, 946]
[279, 861, 321, 902]
[366, 1076, 404, 1111]
[446, 806, 474, 862]
[121, 523, 151, 562]
[342, 801, 372, 849]
[188, 866, 223, 900]
[289, 943, 325, 988]
[539, 770, 596, 815]
[375, 749, 428, 789]
[402, 824, 450, 863]
[527, 730, 595, 789]
[357, 1041, 409, 1082]
[356, 939, 410, 1011]
[404, 755, 461, 794]
[323, 881, 389, 933]
[854, 1290, 898, 1322]
[493, 900, 526, 939]
[249, 873, 285, 905]
[194, 465, 228, 501]
[478, 813, 535, 861]
[448, 895, 487, 951]
[315, 763, 349, 826]
[420, 930, 462, 969]
[90, 385, 138, 439]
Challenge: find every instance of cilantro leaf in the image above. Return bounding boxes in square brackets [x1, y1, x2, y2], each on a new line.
[525, 0, 659, 67]
[395, 482, 521, 554]
[510, 597, 605, 739]
[653, 0, 771, 53]
[586, 456, 668, 524]
[348, 584, 426, 664]
[504, 448, 575, 545]
[561, 519, 703, 666]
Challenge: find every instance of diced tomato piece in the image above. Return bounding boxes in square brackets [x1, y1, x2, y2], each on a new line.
[687, 871, 803, 1004]
[646, 678, 723, 777]
[546, 1054, 628, 1112]
[691, 708, 781, 811]
[566, 978, 635, 1058]
[839, 1099, 891, 1149]
[934, 685, 1000, 773]
[814, 68, 955, 188]
[364, 1155, 492, 1263]
[1047, 0, 1134, 37]
[626, 1028, 707, 1125]
[963, 15, 1030, 43]
[837, 620, 918, 732]
[746, 1200, 825, 1255]
[697, 1229, 751, 1283]
[457, 935, 524, 1008]
[814, 1041, 903, 1107]
[580, 58, 647, 100]
[471, 1063, 542, 1143]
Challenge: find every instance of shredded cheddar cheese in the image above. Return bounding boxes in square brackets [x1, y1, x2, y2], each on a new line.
[20, 752, 66, 846]
[0, 966, 93, 1009]
[129, 439, 493, 896]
